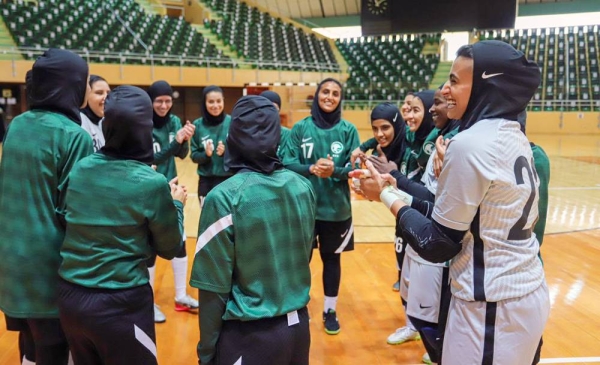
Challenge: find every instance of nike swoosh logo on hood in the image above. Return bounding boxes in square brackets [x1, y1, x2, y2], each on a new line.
[482, 71, 504, 79]
[459, 41, 541, 131]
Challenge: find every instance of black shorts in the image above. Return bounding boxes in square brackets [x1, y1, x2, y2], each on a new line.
[58, 279, 157, 365]
[146, 242, 187, 267]
[215, 307, 310, 365]
[4, 314, 27, 331]
[4, 315, 69, 365]
[313, 218, 354, 254]
[198, 176, 230, 197]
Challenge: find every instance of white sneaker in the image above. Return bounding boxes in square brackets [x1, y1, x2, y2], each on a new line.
[154, 303, 166, 323]
[386, 326, 421, 345]
[175, 294, 199, 312]
[423, 352, 438, 364]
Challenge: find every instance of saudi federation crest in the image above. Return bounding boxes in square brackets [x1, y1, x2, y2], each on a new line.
[423, 142, 435, 155]
[331, 141, 344, 155]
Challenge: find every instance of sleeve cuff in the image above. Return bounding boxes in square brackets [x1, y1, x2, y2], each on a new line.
[380, 185, 413, 210]
[432, 211, 470, 232]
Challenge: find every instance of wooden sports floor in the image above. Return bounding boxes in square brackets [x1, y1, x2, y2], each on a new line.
[1, 133, 599, 364]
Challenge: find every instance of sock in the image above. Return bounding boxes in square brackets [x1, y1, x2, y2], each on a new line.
[324, 296, 338, 313]
[22, 356, 35, 365]
[406, 312, 417, 332]
[148, 264, 156, 295]
[171, 256, 188, 301]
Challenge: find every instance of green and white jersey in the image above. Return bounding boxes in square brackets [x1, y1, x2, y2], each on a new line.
[283, 117, 360, 221]
[190, 115, 233, 177]
[58, 154, 184, 289]
[80, 112, 105, 152]
[277, 126, 291, 160]
[421, 127, 460, 195]
[417, 128, 440, 169]
[153, 114, 189, 180]
[0, 111, 93, 318]
[359, 137, 378, 152]
[400, 130, 422, 182]
[531, 144, 550, 247]
[190, 169, 316, 320]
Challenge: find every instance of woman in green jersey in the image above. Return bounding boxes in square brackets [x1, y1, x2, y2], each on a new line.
[57, 86, 186, 365]
[146, 80, 198, 323]
[401, 90, 436, 181]
[283, 78, 360, 335]
[0, 48, 92, 365]
[190, 85, 233, 208]
[260, 90, 290, 160]
[191, 95, 316, 365]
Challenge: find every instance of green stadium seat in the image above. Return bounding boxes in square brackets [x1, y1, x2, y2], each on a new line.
[337, 34, 441, 107]
[201, 0, 338, 71]
[0, 0, 231, 67]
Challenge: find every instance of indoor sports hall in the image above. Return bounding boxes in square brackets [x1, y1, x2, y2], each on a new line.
[0, 0, 599, 364]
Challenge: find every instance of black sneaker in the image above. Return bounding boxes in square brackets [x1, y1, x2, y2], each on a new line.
[323, 309, 341, 335]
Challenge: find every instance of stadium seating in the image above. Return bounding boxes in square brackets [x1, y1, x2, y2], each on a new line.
[1, 0, 597, 111]
[336, 34, 441, 108]
[477, 25, 600, 112]
[201, 0, 338, 71]
[0, 0, 230, 66]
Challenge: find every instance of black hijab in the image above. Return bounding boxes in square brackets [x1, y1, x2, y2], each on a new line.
[25, 69, 33, 109]
[517, 109, 527, 134]
[201, 85, 225, 126]
[433, 84, 460, 137]
[371, 102, 406, 164]
[459, 40, 541, 131]
[439, 118, 460, 137]
[259, 90, 281, 109]
[412, 90, 435, 144]
[80, 75, 106, 125]
[101, 86, 154, 164]
[224, 95, 282, 174]
[30, 48, 88, 124]
[147, 80, 173, 129]
[311, 78, 343, 129]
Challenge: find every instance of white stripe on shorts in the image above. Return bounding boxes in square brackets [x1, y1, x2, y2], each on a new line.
[195, 214, 233, 254]
[335, 223, 354, 254]
[134, 324, 157, 358]
[233, 356, 242, 365]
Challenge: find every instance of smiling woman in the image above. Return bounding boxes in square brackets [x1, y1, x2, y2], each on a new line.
[369, 102, 405, 164]
[189, 85, 233, 209]
[316, 80, 341, 114]
[80, 75, 110, 152]
[281, 77, 360, 336]
[443, 45, 474, 121]
[401, 90, 435, 180]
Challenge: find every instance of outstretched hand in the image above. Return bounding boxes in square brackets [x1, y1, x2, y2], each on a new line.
[205, 140, 215, 157]
[169, 177, 188, 205]
[216, 141, 225, 156]
[433, 136, 448, 178]
[358, 160, 397, 201]
[176, 121, 196, 143]
[312, 155, 334, 178]
[367, 145, 398, 174]
[350, 147, 363, 167]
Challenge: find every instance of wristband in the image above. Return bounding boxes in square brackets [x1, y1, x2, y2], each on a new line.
[380, 185, 413, 210]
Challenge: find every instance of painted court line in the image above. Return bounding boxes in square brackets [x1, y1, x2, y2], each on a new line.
[190, 188, 600, 196]
[405, 358, 600, 365]
[539, 357, 600, 363]
[549, 186, 600, 191]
